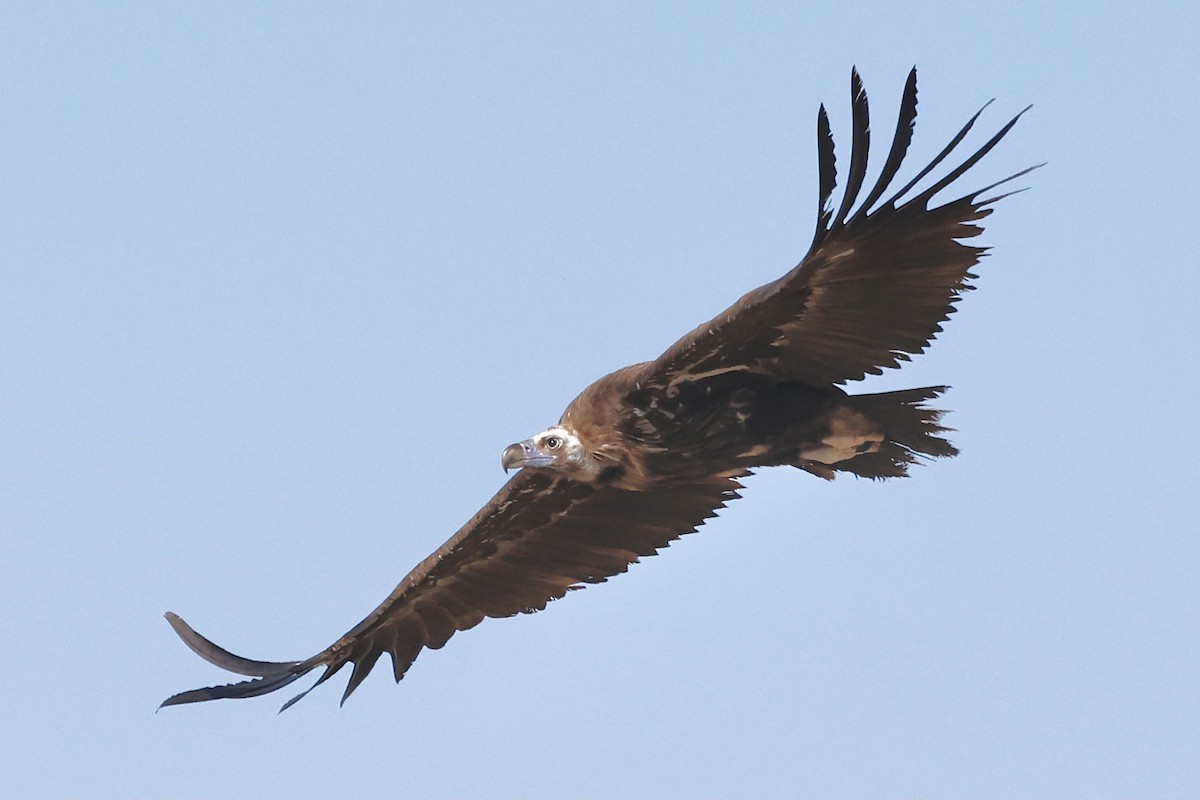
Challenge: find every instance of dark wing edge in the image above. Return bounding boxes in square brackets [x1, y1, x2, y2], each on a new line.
[158, 613, 310, 708]
[654, 66, 1039, 387]
[161, 470, 746, 711]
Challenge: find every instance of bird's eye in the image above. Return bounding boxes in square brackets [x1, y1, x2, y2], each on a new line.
[545, 436, 562, 450]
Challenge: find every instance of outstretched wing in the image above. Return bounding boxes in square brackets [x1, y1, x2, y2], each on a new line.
[650, 67, 1036, 389]
[162, 468, 745, 710]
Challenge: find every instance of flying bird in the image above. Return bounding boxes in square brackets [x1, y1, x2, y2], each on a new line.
[162, 68, 1033, 711]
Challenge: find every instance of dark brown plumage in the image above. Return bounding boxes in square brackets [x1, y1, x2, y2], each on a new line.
[162, 68, 1034, 711]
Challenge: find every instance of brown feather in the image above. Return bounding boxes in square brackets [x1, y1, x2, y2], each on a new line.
[161, 68, 1031, 711]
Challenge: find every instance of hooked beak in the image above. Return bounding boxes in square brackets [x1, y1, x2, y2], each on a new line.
[501, 439, 555, 473]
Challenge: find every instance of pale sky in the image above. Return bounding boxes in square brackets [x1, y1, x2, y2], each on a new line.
[4, 2, 1199, 797]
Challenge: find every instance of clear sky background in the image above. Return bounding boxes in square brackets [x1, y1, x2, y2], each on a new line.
[4, 3, 1198, 798]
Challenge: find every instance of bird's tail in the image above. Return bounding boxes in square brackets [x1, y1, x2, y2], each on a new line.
[795, 386, 958, 480]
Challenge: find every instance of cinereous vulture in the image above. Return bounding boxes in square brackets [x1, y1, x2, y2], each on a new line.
[162, 68, 1034, 711]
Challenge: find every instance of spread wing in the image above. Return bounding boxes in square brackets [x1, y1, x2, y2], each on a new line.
[651, 67, 1036, 388]
[162, 468, 745, 710]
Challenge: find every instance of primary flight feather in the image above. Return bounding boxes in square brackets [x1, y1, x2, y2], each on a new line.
[162, 68, 1034, 711]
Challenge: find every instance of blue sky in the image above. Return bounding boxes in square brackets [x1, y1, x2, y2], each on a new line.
[4, 2, 1198, 797]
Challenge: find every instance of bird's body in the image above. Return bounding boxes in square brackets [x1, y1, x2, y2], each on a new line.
[163, 68, 1034, 711]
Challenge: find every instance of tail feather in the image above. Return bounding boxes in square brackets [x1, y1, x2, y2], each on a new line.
[801, 386, 957, 480]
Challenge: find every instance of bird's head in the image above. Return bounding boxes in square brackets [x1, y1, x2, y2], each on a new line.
[501, 426, 588, 474]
